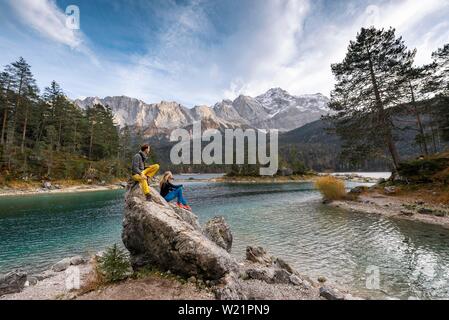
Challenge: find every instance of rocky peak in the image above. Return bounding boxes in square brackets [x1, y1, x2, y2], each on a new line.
[74, 88, 330, 135]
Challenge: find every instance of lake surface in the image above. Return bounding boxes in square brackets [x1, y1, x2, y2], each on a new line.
[1, 180, 449, 300]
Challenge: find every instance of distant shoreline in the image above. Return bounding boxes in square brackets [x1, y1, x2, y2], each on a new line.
[0, 183, 125, 198]
[0, 172, 385, 197]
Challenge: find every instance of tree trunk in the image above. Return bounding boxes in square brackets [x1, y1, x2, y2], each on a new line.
[0, 81, 11, 145]
[367, 47, 400, 170]
[7, 77, 24, 146]
[89, 120, 94, 160]
[1, 107, 7, 145]
[20, 104, 29, 153]
[73, 121, 77, 153]
[409, 81, 429, 156]
[57, 118, 62, 151]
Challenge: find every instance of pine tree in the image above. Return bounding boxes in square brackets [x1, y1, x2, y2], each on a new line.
[400, 65, 432, 155]
[431, 44, 449, 96]
[329, 27, 415, 170]
[7, 58, 38, 149]
[0, 71, 13, 146]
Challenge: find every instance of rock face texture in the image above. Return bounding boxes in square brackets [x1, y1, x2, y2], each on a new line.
[213, 246, 320, 300]
[0, 270, 27, 296]
[122, 185, 238, 280]
[202, 217, 233, 253]
[75, 88, 330, 134]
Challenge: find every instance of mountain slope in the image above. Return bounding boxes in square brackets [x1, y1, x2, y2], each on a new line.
[74, 88, 330, 136]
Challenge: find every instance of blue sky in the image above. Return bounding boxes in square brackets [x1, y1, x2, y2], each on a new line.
[1, 0, 448, 107]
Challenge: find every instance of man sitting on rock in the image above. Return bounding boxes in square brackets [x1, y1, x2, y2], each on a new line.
[132, 144, 160, 201]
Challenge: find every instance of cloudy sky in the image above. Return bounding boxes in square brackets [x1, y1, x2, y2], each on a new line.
[0, 0, 448, 106]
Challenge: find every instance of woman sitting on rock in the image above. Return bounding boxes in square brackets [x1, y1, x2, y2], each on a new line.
[159, 171, 192, 211]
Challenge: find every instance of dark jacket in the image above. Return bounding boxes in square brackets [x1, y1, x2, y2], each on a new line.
[160, 181, 182, 198]
[132, 151, 147, 175]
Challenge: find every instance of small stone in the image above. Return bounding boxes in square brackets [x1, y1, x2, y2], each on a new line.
[34, 270, 56, 281]
[434, 211, 446, 217]
[52, 258, 71, 272]
[274, 258, 294, 274]
[246, 246, 272, 265]
[418, 208, 434, 215]
[401, 210, 414, 216]
[317, 276, 327, 283]
[349, 186, 368, 194]
[272, 269, 292, 284]
[69, 255, 85, 266]
[187, 276, 196, 283]
[95, 251, 105, 259]
[289, 274, 303, 286]
[344, 293, 364, 300]
[27, 276, 38, 286]
[384, 186, 397, 195]
[42, 181, 52, 189]
[319, 286, 344, 300]
[302, 280, 313, 291]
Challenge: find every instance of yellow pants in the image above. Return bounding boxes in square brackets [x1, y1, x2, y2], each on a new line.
[132, 164, 160, 195]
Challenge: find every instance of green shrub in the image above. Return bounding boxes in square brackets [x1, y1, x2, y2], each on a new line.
[97, 244, 131, 283]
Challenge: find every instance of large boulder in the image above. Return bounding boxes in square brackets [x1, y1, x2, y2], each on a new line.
[122, 185, 238, 280]
[203, 217, 233, 253]
[0, 270, 27, 296]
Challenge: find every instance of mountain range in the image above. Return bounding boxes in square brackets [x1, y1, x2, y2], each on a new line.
[74, 88, 330, 136]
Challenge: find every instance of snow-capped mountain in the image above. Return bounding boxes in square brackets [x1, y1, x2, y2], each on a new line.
[74, 88, 330, 136]
[254, 88, 330, 131]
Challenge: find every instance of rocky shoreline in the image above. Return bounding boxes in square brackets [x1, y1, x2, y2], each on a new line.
[0, 183, 362, 301]
[0, 181, 127, 197]
[331, 191, 449, 229]
[0, 251, 358, 301]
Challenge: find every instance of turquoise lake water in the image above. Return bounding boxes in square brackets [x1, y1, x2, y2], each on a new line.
[1, 181, 449, 300]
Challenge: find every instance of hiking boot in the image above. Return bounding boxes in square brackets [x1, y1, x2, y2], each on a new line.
[182, 204, 192, 211]
[145, 194, 152, 202]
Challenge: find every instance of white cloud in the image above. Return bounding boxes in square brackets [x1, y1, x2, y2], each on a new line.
[6, 0, 97, 63]
[2, 0, 448, 106]
[118, 0, 312, 105]
[266, 0, 449, 98]
[122, 0, 448, 105]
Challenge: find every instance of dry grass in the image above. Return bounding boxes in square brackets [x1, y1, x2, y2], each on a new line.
[4, 180, 41, 189]
[314, 176, 347, 201]
[77, 257, 106, 295]
[399, 186, 449, 206]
